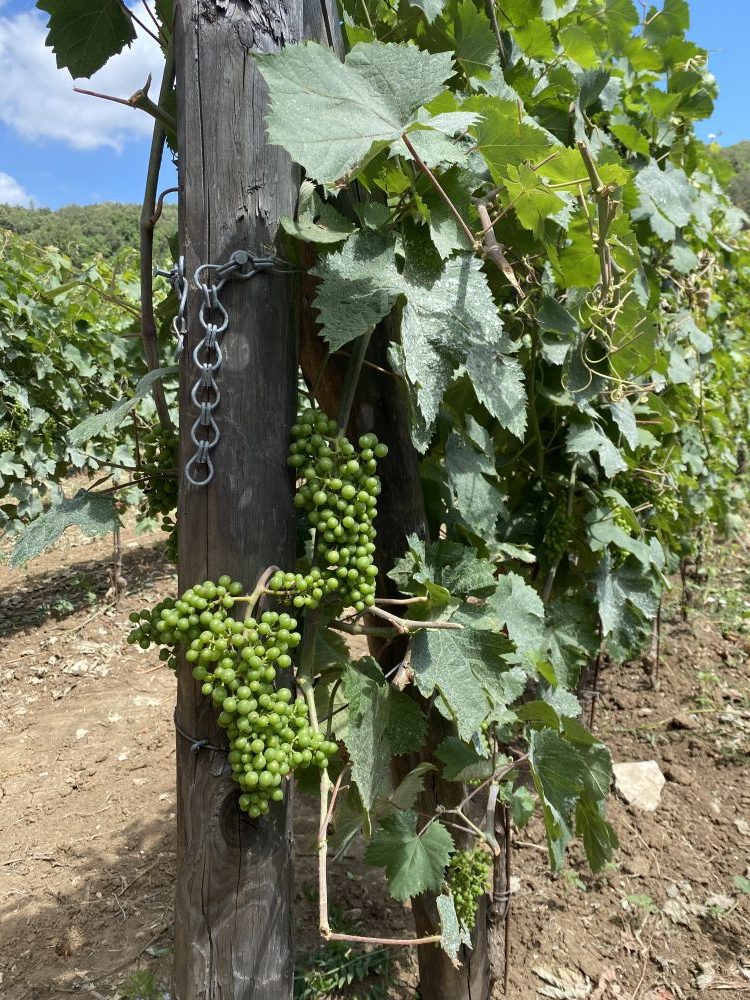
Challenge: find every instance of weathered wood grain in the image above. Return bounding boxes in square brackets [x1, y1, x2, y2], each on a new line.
[173, 0, 302, 995]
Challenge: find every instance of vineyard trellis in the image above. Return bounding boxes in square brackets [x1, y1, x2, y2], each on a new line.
[3, 0, 750, 998]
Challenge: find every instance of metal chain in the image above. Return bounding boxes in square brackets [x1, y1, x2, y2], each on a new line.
[176, 249, 273, 487]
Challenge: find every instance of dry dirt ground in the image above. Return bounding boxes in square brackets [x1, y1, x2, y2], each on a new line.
[1, 522, 748, 1000]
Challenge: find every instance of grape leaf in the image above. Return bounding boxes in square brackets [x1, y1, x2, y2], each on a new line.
[567, 424, 627, 477]
[466, 97, 556, 182]
[610, 123, 649, 157]
[280, 181, 355, 244]
[437, 892, 472, 966]
[314, 231, 526, 439]
[632, 161, 694, 242]
[405, 0, 446, 23]
[342, 657, 392, 812]
[454, 0, 498, 78]
[312, 231, 401, 350]
[528, 728, 586, 869]
[11, 490, 121, 567]
[257, 41, 456, 184]
[445, 434, 507, 540]
[37, 0, 136, 78]
[480, 573, 546, 656]
[595, 556, 661, 640]
[575, 798, 619, 871]
[386, 762, 437, 811]
[365, 810, 454, 901]
[436, 736, 494, 781]
[68, 366, 178, 447]
[411, 623, 518, 739]
[400, 243, 526, 441]
[386, 690, 427, 755]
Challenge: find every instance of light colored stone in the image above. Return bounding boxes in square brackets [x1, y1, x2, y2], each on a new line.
[613, 760, 665, 812]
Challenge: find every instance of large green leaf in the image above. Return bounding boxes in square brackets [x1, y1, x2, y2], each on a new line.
[365, 810, 454, 901]
[312, 231, 401, 350]
[466, 96, 556, 182]
[341, 657, 392, 812]
[11, 490, 121, 566]
[386, 690, 427, 755]
[68, 366, 178, 447]
[528, 728, 585, 868]
[313, 231, 526, 440]
[37, 0, 136, 78]
[257, 42, 458, 184]
[445, 433, 507, 540]
[437, 892, 472, 965]
[632, 161, 694, 241]
[468, 574, 546, 657]
[400, 242, 526, 441]
[411, 621, 520, 739]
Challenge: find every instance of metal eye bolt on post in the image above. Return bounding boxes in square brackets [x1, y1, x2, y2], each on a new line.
[159, 249, 275, 487]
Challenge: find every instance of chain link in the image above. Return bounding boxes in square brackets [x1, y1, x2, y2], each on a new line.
[179, 249, 274, 487]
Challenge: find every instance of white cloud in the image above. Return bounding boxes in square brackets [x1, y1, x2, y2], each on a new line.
[0, 171, 33, 206]
[0, 6, 165, 151]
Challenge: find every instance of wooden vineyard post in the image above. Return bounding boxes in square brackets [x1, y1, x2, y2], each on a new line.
[172, 0, 303, 995]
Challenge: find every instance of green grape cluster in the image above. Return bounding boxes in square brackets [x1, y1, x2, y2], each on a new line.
[126, 575, 337, 817]
[544, 507, 575, 564]
[654, 490, 678, 516]
[446, 849, 492, 930]
[0, 401, 29, 451]
[140, 426, 179, 561]
[616, 474, 654, 509]
[607, 501, 631, 532]
[270, 407, 388, 613]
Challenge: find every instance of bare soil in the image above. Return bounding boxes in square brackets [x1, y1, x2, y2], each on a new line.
[0, 523, 748, 1000]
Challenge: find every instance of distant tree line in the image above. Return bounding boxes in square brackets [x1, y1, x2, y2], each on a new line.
[0, 201, 178, 264]
[720, 141, 750, 217]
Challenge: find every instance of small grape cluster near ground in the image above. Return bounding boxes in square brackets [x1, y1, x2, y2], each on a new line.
[1, 520, 748, 1000]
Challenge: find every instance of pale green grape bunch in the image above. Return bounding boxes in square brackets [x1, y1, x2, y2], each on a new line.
[446, 848, 492, 930]
[544, 507, 575, 564]
[126, 575, 337, 817]
[139, 425, 179, 561]
[0, 401, 29, 452]
[271, 407, 388, 613]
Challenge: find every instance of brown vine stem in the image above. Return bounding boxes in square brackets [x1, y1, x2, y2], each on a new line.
[74, 75, 176, 133]
[138, 43, 176, 431]
[502, 803, 512, 995]
[577, 139, 622, 306]
[401, 132, 477, 251]
[324, 931, 441, 947]
[374, 595, 428, 606]
[117, 0, 163, 45]
[483, 0, 507, 65]
[238, 565, 282, 620]
[364, 604, 464, 632]
[474, 201, 523, 297]
[330, 619, 394, 638]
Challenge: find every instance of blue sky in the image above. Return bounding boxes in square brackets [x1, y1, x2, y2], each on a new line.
[0, 0, 748, 209]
